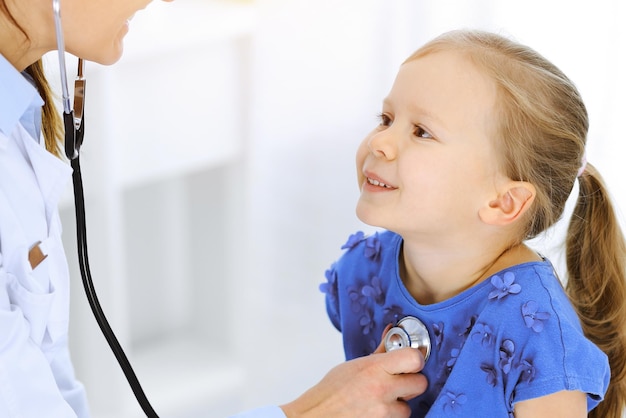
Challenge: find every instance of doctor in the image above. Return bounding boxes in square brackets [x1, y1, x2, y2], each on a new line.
[0, 0, 426, 417]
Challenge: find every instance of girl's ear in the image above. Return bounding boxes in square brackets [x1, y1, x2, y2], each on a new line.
[479, 181, 536, 226]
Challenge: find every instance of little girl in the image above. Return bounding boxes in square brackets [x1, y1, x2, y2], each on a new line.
[320, 30, 626, 417]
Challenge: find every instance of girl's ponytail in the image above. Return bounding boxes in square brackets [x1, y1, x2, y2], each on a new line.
[566, 162, 626, 418]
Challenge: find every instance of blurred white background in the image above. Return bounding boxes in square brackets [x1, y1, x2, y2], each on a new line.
[44, 0, 626, 416]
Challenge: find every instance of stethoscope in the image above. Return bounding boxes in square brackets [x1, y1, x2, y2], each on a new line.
[53, 1, 159, 416]
[384, 316, 432, 362]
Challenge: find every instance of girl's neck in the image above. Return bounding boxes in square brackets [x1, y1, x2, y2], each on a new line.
[399, 239, 541, 305]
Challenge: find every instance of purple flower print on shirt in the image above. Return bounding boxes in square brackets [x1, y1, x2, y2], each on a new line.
[480, 364, 498, 387]
[442, 391, 467, 414]
[348, 284, 368, 313]
[499, 339, 515, 374]
[489, 272, 521, 300]
[434, 322, 445, 348]
[471, 322, 495, 347]
[447, 348, 460, 368]
[341, 231, 365, 250]
[459, 315, 477, 339]
[518, 358, 536, 383]
[521, 300, 551, 332]
[359, 308, 376, 336]
[382, 305, 404, 325]
[364, 232, 381, 260]
[361, 275, 385, 305]
[319, 265, 338, 298]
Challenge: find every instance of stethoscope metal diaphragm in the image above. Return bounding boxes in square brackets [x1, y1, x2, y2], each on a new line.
[384, 316, 431, 362]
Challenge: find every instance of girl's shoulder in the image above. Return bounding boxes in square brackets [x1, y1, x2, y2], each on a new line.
[481, 260, 578, 330]
[432, 260, 609, 414]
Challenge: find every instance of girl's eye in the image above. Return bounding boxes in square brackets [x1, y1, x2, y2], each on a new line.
[377, 113, 392, 127]
[414, 126, 433, 139]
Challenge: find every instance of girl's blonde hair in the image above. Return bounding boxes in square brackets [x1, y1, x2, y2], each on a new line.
[405, 29, 625, 418]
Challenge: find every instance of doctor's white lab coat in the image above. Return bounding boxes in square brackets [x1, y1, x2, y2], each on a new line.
[0, 54, 90, 418]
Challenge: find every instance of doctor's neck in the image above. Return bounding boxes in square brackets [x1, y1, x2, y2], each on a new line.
[0, 2, 52, 71]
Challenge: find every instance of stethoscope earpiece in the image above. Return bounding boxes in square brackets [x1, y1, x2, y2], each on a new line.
[384, 316, 431, 362]
[53, 0, 85, 161]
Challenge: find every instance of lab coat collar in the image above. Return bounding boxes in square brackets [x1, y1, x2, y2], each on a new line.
[0, 54, 44, 139]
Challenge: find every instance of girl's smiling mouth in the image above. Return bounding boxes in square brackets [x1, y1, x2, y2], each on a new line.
[367, 177, 395, 189]
[363, 172, 398, 191]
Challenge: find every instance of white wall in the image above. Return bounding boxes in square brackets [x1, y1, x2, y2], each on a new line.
[53, 0, 626, 416]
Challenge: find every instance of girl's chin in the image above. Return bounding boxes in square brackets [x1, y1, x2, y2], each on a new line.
[355, 204, 379, 227]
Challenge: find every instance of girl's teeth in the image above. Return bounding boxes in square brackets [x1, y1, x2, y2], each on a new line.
[368, 178, 389, 188]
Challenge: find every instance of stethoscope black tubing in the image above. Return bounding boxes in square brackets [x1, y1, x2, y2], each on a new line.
[68, 117, 159, 417]
[54, 0, 158, 411]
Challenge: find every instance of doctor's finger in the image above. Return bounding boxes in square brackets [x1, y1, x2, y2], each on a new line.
[373, 323, 394, 354]
[393, 372, 429, 402]
[376, 347, 425, 375]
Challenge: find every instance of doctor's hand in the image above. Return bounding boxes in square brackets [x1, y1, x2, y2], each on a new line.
[279, 346, 427, 418]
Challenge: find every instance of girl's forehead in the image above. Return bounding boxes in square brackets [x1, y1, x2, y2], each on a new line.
[397, 51, 492, 92]
[386, 50, 498, 140]
[389, 51, 496, 113]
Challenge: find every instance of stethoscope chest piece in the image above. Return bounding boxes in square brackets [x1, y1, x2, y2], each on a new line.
[384, 316, 431, 362]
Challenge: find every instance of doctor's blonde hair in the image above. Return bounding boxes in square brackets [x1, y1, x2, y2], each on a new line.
[0, 1, 64, 158]
[404, 29, 626, 418]
[24, 62, 64, 158]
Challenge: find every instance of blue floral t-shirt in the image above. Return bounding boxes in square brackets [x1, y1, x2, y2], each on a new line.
[320, 230, 609, 417]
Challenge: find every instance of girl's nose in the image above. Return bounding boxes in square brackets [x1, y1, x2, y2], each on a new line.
[368, 129, 397, 160]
